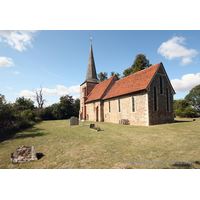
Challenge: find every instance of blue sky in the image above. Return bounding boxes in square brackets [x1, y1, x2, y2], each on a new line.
[0, 30, 200, 106]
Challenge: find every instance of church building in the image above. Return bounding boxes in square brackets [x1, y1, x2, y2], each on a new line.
[79, 42, 175, 126]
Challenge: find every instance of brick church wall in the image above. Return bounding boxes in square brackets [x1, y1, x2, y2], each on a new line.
[148, 65, 174, 125]
[104, 91, 148, 126]
[79, 82, 99, 120]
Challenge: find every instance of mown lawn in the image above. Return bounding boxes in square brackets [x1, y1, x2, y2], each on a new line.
[0, 118, 200, 169]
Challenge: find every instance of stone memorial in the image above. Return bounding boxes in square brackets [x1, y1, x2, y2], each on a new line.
[70, 116, 79, 126]
[11, 145, 38, 164]
[90, 124, 95, 128]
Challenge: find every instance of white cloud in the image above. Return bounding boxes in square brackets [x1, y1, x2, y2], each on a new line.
[171, 73, 200, 92]
[0, 30, 38, 52]
[6, 87, 12, 90]
[15, 90, 36, 101]
[13, 71, 20, 74]
[40, 85, 80, 96]
[16, 85, 80, 101]
[158, 36, 199, 65]
[0, 57, 14, 67]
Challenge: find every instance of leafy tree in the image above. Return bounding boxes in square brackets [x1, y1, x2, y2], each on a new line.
[14, 96, 34, 111]
[110, 71, 121, 79]
[185, 84, 200, 113]
[98, 72, 108, 82]
[0, 94, 13, 117]
[74, 98, 80, 117]
[174, 99, 198, 118]
[59, 95, 75, 119]
[122, 54, 152, 77]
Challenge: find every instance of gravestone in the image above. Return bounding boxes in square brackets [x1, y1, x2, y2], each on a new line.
[70, 116, 79, 125]
[90, 124, 95, 128]
[11, 145, 38, 164]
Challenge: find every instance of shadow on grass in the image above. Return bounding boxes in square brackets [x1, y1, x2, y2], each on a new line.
[36, 153, 45, 160]
[14, 128, 48, 140]
[174, 120, 192, 123]
[0, 127, 48, 142]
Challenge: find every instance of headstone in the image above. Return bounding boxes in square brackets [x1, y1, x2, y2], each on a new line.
[70, 116, 79, 125]
[90, 124, 95, 128]
[10, 145, 38, 164]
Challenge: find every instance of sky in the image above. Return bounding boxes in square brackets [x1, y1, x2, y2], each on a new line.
[0, 30, 200, 106]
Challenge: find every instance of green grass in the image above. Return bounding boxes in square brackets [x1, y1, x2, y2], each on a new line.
[0, 118, 200, 169]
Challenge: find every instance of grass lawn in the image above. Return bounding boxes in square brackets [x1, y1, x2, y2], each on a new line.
[0, 118, 200, 169]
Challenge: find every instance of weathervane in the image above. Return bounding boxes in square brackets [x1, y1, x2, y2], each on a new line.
[90, 37, 92, 44]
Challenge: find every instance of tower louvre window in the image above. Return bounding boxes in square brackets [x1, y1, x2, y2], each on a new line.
[154, 86, 157, 111]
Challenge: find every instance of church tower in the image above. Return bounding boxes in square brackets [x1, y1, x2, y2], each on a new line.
[79, 40, 100, 120]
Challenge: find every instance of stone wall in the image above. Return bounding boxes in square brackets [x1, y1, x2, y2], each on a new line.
[148, 65, 174, 125]
[86, 100, 101, 122]
[104, 91, 148, 126]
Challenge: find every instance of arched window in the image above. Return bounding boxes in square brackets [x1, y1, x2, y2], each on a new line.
[132, 97, 135, 112]
[166, 88, 169, 111]
[118, 99, 121, 112]
[154, 86, 157, 111]
[160, 76, 163, 94]
[109, 101, 111, 113]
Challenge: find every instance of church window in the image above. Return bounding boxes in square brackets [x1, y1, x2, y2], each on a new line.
[132, 97, 135, 112]
[109, 101, 111, 113]
[166, 88, 169, 111]
[154, 86, 157, 111]
[160, 76, 163, 94]
[118, 99, 121, 112]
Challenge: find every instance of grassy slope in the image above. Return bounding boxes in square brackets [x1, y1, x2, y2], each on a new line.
[0, 118, 200, 169]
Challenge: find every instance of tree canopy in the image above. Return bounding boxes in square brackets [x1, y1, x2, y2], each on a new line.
[122, 54, 152, 77]
[98, 72, 108, 82]
[110, 71, 121, 79]
[185, 84, 200, 113]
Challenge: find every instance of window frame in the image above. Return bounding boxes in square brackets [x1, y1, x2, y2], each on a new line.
[118, 99, 121, 113]
[154, 86, 157, 112]
[132, 96, 135, 112]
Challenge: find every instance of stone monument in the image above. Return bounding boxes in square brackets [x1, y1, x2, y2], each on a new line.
[70, 116, 79, 125]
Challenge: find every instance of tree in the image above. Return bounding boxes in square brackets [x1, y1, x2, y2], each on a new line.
[185, 84, 200, 113]
[14, 96, 34, 111]
[74, 98, 80, 117]
[59, 95, 75, 119]
[110, 71, 121, 79]
[35, 85, 46, 109]
[122, 54, 152, 77]
[98, 72, 108, 82]
[0, 94, 13, 117]
[174, 99, 198, 118]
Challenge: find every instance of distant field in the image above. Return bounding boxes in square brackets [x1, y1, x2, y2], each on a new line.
[0, 118, 200, 169]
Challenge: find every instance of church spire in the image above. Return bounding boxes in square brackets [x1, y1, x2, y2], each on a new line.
[85, 40, 100, 83]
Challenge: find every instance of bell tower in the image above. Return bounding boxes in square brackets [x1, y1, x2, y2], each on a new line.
[79, 39, 100, 120]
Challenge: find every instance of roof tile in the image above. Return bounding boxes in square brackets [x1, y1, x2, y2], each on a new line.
[85, 75, 117, 103]
[103, 62, 161, 100]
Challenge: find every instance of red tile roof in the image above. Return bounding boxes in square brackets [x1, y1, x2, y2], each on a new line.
[103, 62, 161, 100]
[85, 75, 117, 103]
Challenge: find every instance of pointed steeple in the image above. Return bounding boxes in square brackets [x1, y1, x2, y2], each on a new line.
[85, 42, 100, 83]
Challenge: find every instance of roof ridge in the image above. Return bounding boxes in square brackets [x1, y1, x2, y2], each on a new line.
[121, 62, 162, 80]
[102, 62, 161, 100]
